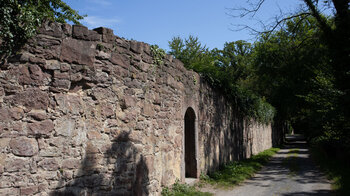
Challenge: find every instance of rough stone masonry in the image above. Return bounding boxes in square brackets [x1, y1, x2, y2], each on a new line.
[0, 21, 280, 196]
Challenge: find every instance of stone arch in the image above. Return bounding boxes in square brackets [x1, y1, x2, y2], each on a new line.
[184, 107, 197, 178]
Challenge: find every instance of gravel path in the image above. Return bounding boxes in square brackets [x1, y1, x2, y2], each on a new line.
[202, 135, 332, 196]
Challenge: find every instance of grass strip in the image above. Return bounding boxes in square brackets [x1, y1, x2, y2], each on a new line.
[201, 147, 280, 188]
[161, 181, 212, 196]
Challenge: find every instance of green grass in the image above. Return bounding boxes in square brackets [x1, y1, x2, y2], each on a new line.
[201, 147, 280, 188]
[310, 145, 350, 196]
[161, 181, 212, 196]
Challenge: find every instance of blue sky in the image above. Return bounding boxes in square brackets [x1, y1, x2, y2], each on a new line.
[64, 0, 305, 51]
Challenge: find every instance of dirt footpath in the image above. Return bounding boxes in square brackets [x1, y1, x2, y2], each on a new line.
[201, 135, 332, 196]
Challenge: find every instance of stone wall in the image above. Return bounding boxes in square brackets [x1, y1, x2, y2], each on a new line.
[0, 21, 277, 196]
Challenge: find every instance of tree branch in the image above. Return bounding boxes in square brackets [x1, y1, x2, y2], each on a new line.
[303, 0, 333, 36]
[227, 0, 266, 18]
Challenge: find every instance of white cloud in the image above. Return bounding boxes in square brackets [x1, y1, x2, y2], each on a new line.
[83, 16, 121, 29]
[88, 0, 112, 6]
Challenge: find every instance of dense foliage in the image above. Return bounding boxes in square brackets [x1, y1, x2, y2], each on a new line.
[252, 8, 349, 154]
[168, 36, 275, 123]
[0, 0, 84, 59]
[249, 1, 350, 192]
[169, 1, 349, 169]
[252, 16, 333, 136]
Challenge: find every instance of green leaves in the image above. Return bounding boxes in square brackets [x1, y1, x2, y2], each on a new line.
[150, 44, 166, 66]
[168, 36, 275, 123]
[168, 35, 213, 70]
[0, 0, 85, 59]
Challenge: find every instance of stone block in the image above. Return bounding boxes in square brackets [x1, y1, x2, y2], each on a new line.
[39, 21, 64, 38]
[28, 110, 47, 121]
[38, 158, 59, 171]
[18, 65, 33, 85]
[63, 170, 73, 179]
[85, 142, 100, 154]
[87, 131, 102, 140]
[14, 88, 49, 110]
[72, 25, 88, 39]
[28, 64, 44, 81]
[130, 41, 143, 54]
[60, 63, 71, 72]
[0, 153, 6, 166]
[73, 25, 101, 41]
[20, 185, 38, 195]
[5, 157, 29, 172]
[29, 56, 45, 65]
[101, 104, 114, 118]
[96, 50, 111, 60]
[110, 53, 129, 69]
[43, 171, 59, 180]
[35, 35, 62, 60]
[44, 60, 61, 70]
[62, 23, 72, 36]
[61, 159, 80, 169]
[10, 107, 24, 120]
[136, 62, 150, 72]
[10, 137, 38, 157]
[142, 101, 155, 117]
[54, 71, 70, 80]
[39, 147, 61, 157]
[93, 27, 114, 43]
[55, 94, 82, 115]
[60, 38, 95, 66]
[0, 108, 9, 121]
[54, 117, 76, 137]
[141, 53, 153, 64]
[91, 87, 118, 102]
[19, 52, 33, 63]
[27, 120, 54, 137]
[0, 188, 20, 196]
[52, 79, 71, 90]
[124, 95, 137, 108]
[0, 86, 4, 97]
[70, 73, 83, 82]
[2, 83, 22, 95]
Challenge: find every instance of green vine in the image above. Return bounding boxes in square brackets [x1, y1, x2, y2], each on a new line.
[96, 43, 106, 52]
[150, 44, 165, 67]
[193, 74, 197, 85]
[0, 0, 85, 60]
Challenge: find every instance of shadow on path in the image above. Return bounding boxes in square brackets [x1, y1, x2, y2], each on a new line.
[211, 135, 333, 196]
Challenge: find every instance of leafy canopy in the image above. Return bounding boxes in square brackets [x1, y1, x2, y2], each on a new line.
[168, 36, 275, 123]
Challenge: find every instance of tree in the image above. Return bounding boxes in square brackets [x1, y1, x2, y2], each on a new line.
[252, 15, 340, 139]
[168, 35, 219, 85]
[168, 35, 214, 69]
[168, 36, 275, 123]
[0, 0, 85, 59]
[231, 0, 349, 141]
[212, 41, 252, 84]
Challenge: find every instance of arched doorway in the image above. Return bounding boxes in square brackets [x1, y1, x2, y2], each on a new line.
[184, 107, 197, 178]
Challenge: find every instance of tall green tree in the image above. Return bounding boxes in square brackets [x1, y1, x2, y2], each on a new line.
[231, 0, 350, 141]
[0, 0, 85, 59]
[251, 13, 350, 147]
[168, 36, 275, 123]
[212, 40, 252, 84]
